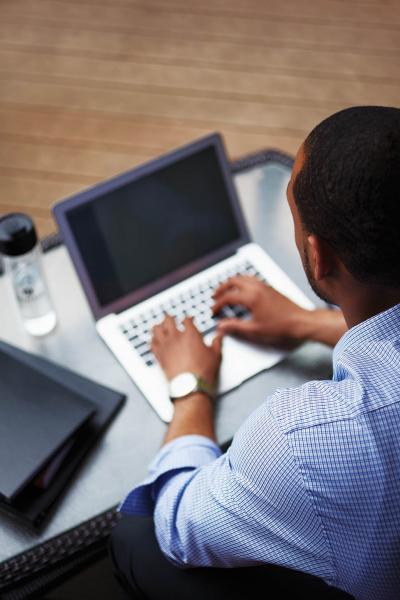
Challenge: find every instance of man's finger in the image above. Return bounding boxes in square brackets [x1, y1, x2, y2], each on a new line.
[151, 323, 163, 342]
[183, 316, 202, 336]
[162, 313, 177, 334]
[211, 334, 223, 355]
[212, 290, 250, 315]
[217, 318, 258, 338]
[213, 276, 246, 299]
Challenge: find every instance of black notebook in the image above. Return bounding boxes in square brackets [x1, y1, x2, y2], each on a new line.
[0, 340, 125, 528]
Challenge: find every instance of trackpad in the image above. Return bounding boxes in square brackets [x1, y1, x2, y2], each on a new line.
[204, 333, 285, 394]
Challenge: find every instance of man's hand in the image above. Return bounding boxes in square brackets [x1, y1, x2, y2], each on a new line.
[213, 276, 347, 348]
[151, 314, 222, 384]
[213, 276, 307, 348]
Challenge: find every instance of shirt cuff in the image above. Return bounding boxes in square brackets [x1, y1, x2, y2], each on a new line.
[119, 435, 222, 516]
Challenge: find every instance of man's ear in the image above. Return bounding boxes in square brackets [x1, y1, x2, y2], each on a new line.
[307, 234, 335, 281]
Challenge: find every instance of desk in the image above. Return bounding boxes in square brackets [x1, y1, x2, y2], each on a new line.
[0, 151, 332, 597]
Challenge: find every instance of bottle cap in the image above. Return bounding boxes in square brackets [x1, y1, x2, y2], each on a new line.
[0, 213, 38, 257]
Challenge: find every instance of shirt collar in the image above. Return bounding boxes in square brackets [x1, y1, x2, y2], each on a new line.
[333, 302, 400, 365]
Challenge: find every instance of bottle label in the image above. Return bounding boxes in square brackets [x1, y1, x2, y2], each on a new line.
[12, 264, 45, 304]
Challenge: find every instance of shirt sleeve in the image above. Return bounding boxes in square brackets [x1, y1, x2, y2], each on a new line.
[120, 398, 335, 583]
[119, 434, 222, 515]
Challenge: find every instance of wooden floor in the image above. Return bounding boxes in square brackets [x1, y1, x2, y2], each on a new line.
[0, 0, 399, 237]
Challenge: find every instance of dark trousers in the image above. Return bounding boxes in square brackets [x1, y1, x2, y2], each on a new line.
[109, 515, 354, 600]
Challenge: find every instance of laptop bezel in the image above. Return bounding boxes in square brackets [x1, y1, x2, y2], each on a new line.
[53, 133, 251, 321]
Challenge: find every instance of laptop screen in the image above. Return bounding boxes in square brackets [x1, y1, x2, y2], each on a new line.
[54, 135, 249, 319]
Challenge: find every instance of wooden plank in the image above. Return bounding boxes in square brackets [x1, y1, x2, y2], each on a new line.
[2, 1, 400, 51]
[88, 0, 400, 24]
[0, 175, 87, 208]
[0, 22, 399, 83]
[0, 48, 399, 107]
[0, 165, 98, 186]
[0, 140, 150, 179]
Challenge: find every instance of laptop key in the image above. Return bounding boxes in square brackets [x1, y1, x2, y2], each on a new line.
[133, 339, 148, 349]
[139, 345, 151, 356]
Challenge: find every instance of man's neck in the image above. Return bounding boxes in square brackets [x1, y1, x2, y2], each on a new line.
[337, 284, 400, 330]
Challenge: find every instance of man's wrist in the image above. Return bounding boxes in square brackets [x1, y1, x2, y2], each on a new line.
[163, 392, 216, 445]
[292, 309, 319, 341]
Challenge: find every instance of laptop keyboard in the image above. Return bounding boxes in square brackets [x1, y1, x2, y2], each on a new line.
[119, 260, 265, 367]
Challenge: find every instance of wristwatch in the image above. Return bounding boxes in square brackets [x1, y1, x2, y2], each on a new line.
[168, 372, 216, 402]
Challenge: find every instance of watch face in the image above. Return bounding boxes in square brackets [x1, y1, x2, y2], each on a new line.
[169, 372, 197, 399]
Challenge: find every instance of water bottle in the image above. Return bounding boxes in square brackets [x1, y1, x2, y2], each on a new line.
[0, 213, 57, 336]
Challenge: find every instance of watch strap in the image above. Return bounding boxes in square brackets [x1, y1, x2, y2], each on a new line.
[195, 376, 216, 400]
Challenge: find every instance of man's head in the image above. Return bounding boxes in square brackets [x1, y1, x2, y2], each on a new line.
[287, 106, 400, 305]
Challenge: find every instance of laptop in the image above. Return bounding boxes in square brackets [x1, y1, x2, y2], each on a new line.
[53, 133, 314, 422]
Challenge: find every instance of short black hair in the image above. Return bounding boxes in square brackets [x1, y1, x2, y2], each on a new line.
[293, 106, 400, 286]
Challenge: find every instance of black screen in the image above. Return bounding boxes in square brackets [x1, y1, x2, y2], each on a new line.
[67, 147, 242, 307]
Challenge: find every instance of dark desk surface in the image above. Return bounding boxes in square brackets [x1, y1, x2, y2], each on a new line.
[0, 158, 332, 574]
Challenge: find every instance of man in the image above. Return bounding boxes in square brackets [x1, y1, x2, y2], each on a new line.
[110, 106, 400, 600]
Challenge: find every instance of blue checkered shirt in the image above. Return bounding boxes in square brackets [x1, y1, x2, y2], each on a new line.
[121, 304, 400, 600]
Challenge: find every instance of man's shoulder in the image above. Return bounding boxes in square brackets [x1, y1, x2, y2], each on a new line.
[268, 378, 361, 435]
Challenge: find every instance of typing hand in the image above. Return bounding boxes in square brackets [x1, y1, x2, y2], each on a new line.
[151, 315, 222, 384]
[212, 276, 311, 349]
